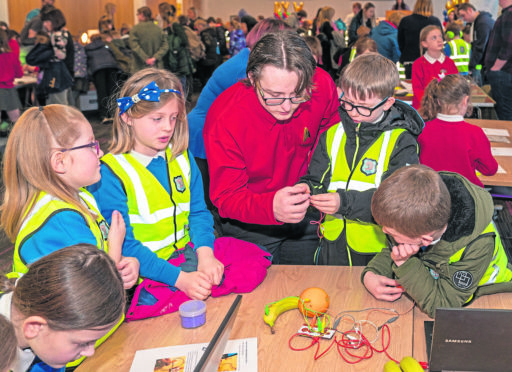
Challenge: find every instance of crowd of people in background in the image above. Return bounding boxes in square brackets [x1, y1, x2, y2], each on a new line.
[1, 0, 512, 370]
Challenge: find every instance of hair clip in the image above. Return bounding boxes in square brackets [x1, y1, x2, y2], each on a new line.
[117, 81, 181, 115]
[38, 106, 44, 111]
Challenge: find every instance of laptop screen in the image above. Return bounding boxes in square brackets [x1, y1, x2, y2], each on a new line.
[193, 295, 242, 372]
[429, 308, 512, 372]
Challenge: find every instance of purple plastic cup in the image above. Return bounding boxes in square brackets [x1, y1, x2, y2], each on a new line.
[179, 300, 206, 328]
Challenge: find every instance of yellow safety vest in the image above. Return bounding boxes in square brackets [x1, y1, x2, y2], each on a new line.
[448, 39, 471, 74]
[449, 221, 512, 303]
[396, 62, 406, 80]
[13, 189, 108, 273]
[321, 122, 407, 255]
[101, 147, 191, 261]
[349, 47, 357, 63]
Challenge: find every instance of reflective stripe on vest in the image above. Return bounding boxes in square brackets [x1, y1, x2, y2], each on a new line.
[449, 222, 512, 296]
[349, 47, 356, 63]
[396, 62, 406, 80]
[14, 189, 107, 273]
[321, 123, 406, 254]
[448, 39, 470, 73]
[101, 148, 191, 259]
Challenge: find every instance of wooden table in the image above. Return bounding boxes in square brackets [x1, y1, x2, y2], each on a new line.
[395, 82, 495, 118]
[466, 119, 512, 188]
[77, 266, 415, 371]
[412, 292, 512, 363]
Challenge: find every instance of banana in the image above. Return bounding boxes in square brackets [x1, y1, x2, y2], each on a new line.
[383, 361, 402, 372]
[263, 296, 300, 333]
[399, 357, 424, 372]
[383, 357, 424, 372]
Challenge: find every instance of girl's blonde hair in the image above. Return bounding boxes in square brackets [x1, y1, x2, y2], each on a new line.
[110, 68, 188, 159]
[316, 6, 335, 30]
[413, 0, 434, 17]
[419, 25, 442, 55]
[1, 105, 94, 241]
[0, 244, 125, 331]
[420, 74, 472, 121]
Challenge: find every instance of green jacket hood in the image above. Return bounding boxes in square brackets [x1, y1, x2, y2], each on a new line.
[437, 171, 494, 253]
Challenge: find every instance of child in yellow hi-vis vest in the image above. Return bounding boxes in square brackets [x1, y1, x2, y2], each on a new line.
[363, 165, 512, 318]
[90, 68, 270, 320]
[0, 105, 138, 287]
[298, 53, 423, 266]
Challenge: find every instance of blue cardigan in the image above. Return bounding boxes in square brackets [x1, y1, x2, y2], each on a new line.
[187, 47, 250, 159]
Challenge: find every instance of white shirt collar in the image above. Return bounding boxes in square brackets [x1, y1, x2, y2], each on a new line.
[424, 52, 445, 64]
[437, 113, 464, 122]
[129, 150, 166, 167]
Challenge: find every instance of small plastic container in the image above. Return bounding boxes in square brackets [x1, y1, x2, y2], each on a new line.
[179, 300, 206, 329]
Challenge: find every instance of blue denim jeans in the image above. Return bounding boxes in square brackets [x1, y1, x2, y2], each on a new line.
[487, 70, 512, 120]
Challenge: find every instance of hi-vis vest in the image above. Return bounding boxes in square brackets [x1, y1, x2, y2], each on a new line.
[450, 221, 512, 303]
[321, 122, 406, 254]
[349, 47, 357, 63]
[101, 147, 191, 261]
[13, 189, 108, 273]
[396, 62, 406, 80]
[448, 39, 471, 74]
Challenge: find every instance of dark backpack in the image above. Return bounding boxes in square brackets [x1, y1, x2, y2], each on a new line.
[167, 23, 195, 75]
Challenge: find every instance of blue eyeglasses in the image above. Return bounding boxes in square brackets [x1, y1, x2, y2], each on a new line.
[339, 92, 389, 117]
[61, 141, 100, 156]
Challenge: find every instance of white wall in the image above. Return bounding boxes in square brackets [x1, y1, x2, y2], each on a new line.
[0, 1, 9, 25]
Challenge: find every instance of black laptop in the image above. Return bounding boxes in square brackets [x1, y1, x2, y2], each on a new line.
[193, 295, 242, 372]
[427, 308, 512, 372]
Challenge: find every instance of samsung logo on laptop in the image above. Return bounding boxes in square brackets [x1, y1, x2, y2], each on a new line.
[444, 339, 472, 344]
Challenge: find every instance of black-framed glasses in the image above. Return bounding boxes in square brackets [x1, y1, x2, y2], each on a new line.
[61, 140, 100, 156]
[257, 82, 310, 106]
[339, 92, 389, 117]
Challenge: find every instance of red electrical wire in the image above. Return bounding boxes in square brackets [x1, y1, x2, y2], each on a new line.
[309, 212, 325, 238]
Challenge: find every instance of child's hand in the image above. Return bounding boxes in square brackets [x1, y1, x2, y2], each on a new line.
[117, 256, 140, 289]
[107, 210, 125, 264]
[310, 192, 340, 215]
[273, 184, 311, 223]
[363, 271, 404, 302]
[390, 243, 421, 267]
[175, 271, 212, 300]
[196, 246, 224, 285]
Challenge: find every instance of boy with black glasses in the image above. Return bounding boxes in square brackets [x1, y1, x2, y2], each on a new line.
[298, 53, 423, 266]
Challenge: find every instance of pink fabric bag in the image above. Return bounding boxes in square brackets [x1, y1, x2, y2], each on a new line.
[125, 237, 271, 321]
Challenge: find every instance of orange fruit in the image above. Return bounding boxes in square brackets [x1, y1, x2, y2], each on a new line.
[298, 287, 329, 317]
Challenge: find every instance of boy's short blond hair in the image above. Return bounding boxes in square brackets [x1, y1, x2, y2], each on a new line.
[371, 164, 451, 238]
[339, 52, 398, 100]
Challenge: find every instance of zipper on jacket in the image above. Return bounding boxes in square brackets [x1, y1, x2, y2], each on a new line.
[165, 153, 179, 251]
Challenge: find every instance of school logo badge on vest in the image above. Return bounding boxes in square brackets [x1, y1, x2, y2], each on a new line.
[452, 270, 473, 289]
[174, 176, 186, 193]
[361, 158, 378, 176]
[98, 220, 109, 242]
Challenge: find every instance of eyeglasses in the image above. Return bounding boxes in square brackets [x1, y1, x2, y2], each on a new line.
[257, 83, 310, 106]
[338, 92, 389, 117]
[61, 140, 100, 156]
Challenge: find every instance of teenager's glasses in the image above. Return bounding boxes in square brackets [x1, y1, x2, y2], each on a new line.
[257, 82, 309, 106]
[61, 140, 100, 156]
[338, 92, 389, 117]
